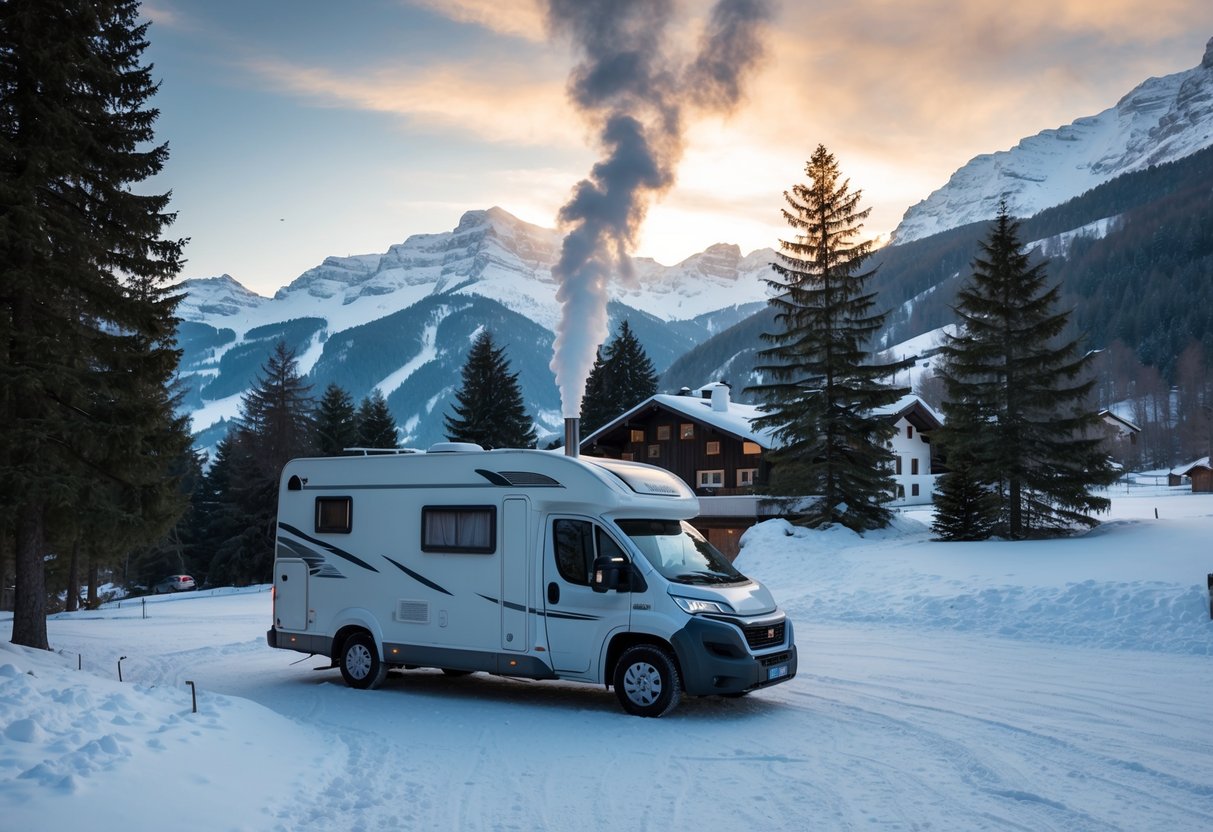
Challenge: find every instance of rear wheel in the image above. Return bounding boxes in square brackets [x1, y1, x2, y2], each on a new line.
[613, 645, 681, 717]
[339, 632, 387, 690]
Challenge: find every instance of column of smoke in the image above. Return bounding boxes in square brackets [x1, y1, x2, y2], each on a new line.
[545, 0, 772, 419]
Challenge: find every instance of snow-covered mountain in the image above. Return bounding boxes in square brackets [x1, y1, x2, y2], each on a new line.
[175, 207, 776, 450]
[892, 36, 1213, 244]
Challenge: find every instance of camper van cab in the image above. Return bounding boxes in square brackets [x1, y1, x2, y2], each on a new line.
[266, 445, 797, 717]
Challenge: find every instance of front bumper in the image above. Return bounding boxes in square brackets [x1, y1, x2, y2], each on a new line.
[671, 615, 797, 696]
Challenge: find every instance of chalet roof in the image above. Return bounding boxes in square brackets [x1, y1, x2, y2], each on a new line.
[580, 389, 943, 451]
[581, 392, 780, 449]
[871, 394, 944, 432]
[1171, 456, 1211, 476]
[1098, 409, 1142, 433]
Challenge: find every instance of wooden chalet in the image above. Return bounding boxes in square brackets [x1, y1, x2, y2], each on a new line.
[580, 383, 779, 558]
[1170, 457, 1213, 492]
[580, 383, 944, 557]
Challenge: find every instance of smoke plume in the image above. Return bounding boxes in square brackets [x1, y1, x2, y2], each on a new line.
[546, 0, 772, 417]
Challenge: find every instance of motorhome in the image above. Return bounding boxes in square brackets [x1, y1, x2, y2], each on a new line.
[266, 443, 797, 717]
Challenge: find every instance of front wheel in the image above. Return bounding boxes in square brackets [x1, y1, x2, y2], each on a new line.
[339, 632, 387, 690]
[613, 645, 681, 717]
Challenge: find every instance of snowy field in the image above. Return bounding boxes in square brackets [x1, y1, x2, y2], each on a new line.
[3, 485, 1213, 831]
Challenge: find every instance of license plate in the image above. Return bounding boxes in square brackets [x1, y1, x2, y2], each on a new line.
[768, 664, 788, 680]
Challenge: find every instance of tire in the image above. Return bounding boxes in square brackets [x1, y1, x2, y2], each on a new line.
[613, 645, 681, 717]
[339, 632, 387, 690]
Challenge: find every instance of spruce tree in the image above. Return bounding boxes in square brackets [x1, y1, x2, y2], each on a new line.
[749, 145, 910, 532]
[931, 454, 1000, 541]
[208, 342, 314, 585]
[580, 320, 659, 434]
[1, 1, 186, 647]
[937, 203, 1117, 538]
[356, 390, 399, 449]
[445, 331, 537, 449]
[315, 383, 358, 454]
[580, 347, 613, 435]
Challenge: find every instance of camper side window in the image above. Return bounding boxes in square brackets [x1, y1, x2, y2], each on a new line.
[315, 497, 353, 534]
[421, 506, 496, 554]
[553, 520, 626, 586]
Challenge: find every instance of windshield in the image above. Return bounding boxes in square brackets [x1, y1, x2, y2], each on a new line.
[615, 519, 747, 586]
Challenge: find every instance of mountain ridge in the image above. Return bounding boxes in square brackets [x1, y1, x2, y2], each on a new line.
[892, 36, 1213, 243]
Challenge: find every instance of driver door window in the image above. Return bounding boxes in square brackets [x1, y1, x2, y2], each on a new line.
[553, 519, 628, 586]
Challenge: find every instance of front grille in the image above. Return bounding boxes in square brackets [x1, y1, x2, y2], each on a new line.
[743, 620, 785, 650]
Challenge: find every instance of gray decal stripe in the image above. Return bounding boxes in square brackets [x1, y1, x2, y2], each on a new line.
[278, 522, 380, 572]
[544, 610, 602, 621]
[475, 593, 599, 621]
[476, 593, 528, 613]
[384, 556, 453, 596]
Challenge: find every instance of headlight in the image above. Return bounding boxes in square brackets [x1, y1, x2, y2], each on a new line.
[672, 596, 733, 615]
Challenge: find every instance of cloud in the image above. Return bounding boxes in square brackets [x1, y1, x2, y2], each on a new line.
[243, 56, 580, 146]
[404, 0, 547, 41]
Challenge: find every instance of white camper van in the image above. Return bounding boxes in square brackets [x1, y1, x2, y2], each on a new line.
[266, 444, 797, 717]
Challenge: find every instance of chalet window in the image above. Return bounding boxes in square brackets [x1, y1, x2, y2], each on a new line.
[315, 497, 353, 534]
[911, 458, 919, 475]
[911, 484, 920, 497]
[742, 441, 761, 456]
[737, 468, 758, 487]
[421, 506, 495, 554]
[680, 423, 695, 439]
[706, 441, 721, 455]
[622, 452, 634, 461]
[907, 425, 914, 439]
[696, 469, 724, 488]
[896, 456, 903, 475]
[630, 429, 645, 444]
[657, 425, 671, 441]
[647, 444, 661, 459]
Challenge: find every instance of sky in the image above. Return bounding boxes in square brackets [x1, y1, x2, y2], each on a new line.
[140, 0, 1213, 297]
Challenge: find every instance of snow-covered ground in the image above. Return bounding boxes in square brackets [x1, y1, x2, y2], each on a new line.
[3, 485, 1213, 831]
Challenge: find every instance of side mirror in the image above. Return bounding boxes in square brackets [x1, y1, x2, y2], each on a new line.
[590, 555, 629, 593]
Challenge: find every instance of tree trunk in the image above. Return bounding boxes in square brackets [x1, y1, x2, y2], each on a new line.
[65, 536, 81, 613]
[86, 548, 99, 609]
[11, 505, 49, 650]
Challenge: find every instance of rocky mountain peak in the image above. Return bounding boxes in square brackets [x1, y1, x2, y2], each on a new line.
[892, 36, 1213, 244]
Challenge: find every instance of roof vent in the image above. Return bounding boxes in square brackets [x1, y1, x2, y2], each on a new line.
[428, 442, 484, 453]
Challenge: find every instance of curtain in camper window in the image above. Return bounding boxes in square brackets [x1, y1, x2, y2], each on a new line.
[422, 506, 495, 553]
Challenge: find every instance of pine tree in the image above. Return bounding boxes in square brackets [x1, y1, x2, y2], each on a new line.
[445, 331, 537, 449]
[356, 390, 399, 449]
[749, 145, 910, 532]
[937, 203, 1117, 538]
[314, 383, 358, 455]
[580, 347, 613, 435]
[207, 342, 314, 585]
[1, 1, 186, 647]
[580, 320, 659, 434]
[930, 453, 1000, 541]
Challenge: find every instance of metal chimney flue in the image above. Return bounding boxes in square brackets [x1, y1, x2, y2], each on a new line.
[564, 418, 580, 458]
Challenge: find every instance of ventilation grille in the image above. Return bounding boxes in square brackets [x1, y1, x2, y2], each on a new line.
[744, 621, 785, 650]
[498, 471, 561, 487]
[395, 599, 430, 624]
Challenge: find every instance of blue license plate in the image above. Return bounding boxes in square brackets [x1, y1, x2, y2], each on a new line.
[768, 664, 788, 680]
